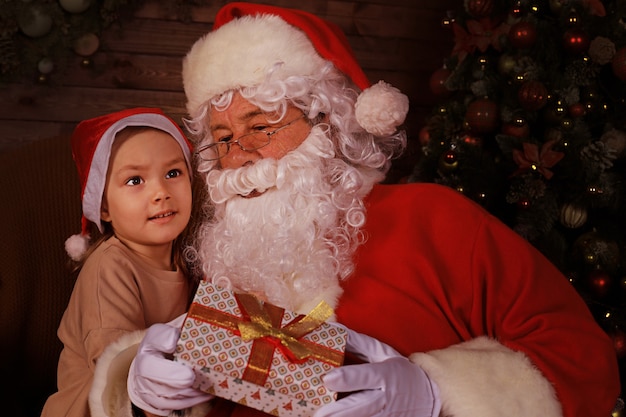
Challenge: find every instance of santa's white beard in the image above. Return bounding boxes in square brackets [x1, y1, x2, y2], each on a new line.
[196, 128, 362, 314]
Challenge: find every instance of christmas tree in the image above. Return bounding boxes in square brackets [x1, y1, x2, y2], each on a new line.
[409, 0, 626, 399]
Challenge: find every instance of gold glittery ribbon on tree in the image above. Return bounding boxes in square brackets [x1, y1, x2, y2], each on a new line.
[187, 292, 344, 386]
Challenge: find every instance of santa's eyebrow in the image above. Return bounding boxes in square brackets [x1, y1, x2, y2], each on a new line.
[210, 110, 273, 132]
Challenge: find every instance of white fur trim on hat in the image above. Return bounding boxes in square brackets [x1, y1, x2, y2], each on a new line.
[184, 12, 410, 137]
[183, 14, 327, 119]
[355, 81, 409, 136]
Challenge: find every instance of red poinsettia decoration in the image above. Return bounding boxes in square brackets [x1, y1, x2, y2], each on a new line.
[512, 139, 565, 179]
[452, 19, 510, 62]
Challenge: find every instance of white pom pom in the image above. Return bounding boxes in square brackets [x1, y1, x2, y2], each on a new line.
[355, 81, 410, 136]
[65, 233, 90, 261]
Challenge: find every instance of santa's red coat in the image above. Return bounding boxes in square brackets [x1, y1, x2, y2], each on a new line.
[336, 183, 619, 417]
[91, 183, 620, 417]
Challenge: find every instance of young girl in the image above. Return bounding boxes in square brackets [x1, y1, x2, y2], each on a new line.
[40, 108, 208, 417]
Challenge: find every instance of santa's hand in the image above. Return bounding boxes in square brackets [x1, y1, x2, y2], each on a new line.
[314, 328, 441, 417]
[127, 323, 213, 416]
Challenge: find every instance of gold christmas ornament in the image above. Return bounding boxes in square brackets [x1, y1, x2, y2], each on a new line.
[497, 54, 516, 75]
[73, 33, 100, 57]
[438, 149, 459, 172]
[59, 0, 92, 14]
[559, 203, 587, 228]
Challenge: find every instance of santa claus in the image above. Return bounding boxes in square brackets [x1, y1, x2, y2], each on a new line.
[90, 3, 620, 417]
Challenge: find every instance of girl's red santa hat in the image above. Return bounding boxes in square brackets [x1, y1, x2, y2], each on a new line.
[183, 2, 409, 137]
[65, 107, 193, 261]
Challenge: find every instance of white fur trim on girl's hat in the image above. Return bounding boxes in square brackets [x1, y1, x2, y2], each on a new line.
[183, 2, 409, 136]
[65, 107, 194, 261]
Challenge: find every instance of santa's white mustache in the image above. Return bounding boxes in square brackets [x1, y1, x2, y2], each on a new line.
[206, 158, 279, 203]
[205, 127, 334, 204]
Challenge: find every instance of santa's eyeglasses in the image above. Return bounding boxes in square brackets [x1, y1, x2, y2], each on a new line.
[196, 114, 306, 161]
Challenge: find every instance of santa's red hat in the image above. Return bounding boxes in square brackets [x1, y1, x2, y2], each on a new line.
[183, 2, 408, 137]
[65, 107, 193, 261]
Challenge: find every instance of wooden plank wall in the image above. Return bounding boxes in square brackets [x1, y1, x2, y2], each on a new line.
[0, 0, 458, 176]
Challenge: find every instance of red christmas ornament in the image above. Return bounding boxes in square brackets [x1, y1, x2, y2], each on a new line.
[465, 98, 499, 134]
[612, 330, 626, 358]
[502, 122, 530, 138]
[466, 0, 494, 18]
[518, 80, 549, 111]
[429, 67, 453, 97]
[563, 28, 589, 54]
[568, 102, 586, 118]
[508, 21, 537, 49]
[612, 47, 626, 81]
[418, 126, 431, 145]
[588, 269, 613, 298]
[462, 134, 482, 146]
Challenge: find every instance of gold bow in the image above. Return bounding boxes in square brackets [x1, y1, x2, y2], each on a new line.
[236, 293, 334, 361]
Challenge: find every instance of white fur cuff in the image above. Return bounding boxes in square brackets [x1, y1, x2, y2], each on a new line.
[409, 337, 562, 417]
[89, 331, 145, 417]
[89, 330, 213, 417]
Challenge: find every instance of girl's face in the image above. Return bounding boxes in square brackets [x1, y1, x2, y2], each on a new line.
[101, 129, 192, 264]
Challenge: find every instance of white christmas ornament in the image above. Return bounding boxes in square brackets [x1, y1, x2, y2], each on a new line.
[38, 58, 55, 74]
[18, 7, 53, 38]
[59, 0, 92, 13]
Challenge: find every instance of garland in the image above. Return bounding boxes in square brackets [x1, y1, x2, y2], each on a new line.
[0, 0, 199, 85]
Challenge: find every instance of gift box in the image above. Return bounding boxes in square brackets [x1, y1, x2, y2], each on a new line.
[174, 281, 347, 417]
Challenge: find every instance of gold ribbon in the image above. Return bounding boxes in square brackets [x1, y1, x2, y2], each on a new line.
[235, 293, 335, 361]
[186, 291, 344, 386]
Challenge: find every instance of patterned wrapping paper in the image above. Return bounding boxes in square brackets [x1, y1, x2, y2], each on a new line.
[174, 281, 347, 417]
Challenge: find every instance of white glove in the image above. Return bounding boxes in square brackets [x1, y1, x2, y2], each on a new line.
[127, 321, 213, 416]
[314, 327, 441, 417]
